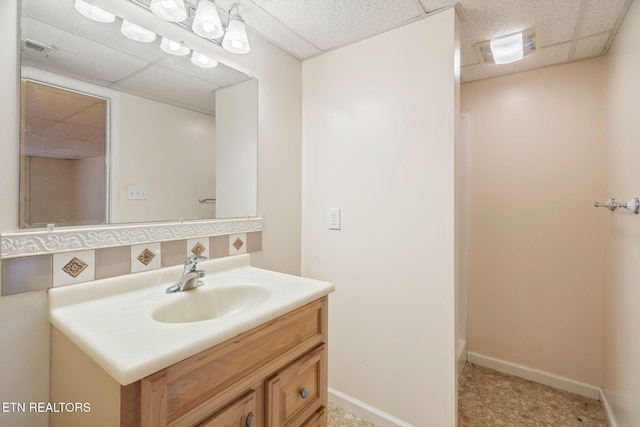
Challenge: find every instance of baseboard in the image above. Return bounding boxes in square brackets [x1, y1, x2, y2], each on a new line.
[466, 352, 601, 399]
[599, 388, 618, 427]
[457, 339, 467, 379]
[328, 388, 414, 427]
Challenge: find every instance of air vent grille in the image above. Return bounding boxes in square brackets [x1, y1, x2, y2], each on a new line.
[22, 39, 54, 53]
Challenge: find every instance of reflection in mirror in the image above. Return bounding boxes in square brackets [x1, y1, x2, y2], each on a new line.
[20, 80, 107, 228]
[19, 0, 258, 228]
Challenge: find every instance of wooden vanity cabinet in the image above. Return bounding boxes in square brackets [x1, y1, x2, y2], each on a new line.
[51, 297, 328, 427]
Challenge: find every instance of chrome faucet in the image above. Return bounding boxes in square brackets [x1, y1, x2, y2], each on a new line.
[166, 255, 207, 293]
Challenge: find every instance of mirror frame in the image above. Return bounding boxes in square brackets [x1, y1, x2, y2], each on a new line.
[1, 1, 263, 260]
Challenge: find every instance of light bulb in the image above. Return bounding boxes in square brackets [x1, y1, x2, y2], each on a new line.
[191, 51, 218, 68]
[221, 19, 250, 54]
[121, 20, 156, 43]
[150, 0, 188, 22]
[192, 0, 224, 39]
[74, 0, 115, 23]
[160, 37, 190, 56]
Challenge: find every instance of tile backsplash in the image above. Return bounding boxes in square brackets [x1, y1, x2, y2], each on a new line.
[1, 232, 262, 296]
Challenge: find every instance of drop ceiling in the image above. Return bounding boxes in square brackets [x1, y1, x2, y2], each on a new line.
[216, 0, 633, 82]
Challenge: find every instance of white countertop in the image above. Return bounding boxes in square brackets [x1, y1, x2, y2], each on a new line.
[48, 254, 334, 385]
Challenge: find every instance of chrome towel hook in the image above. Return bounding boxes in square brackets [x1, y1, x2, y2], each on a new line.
[594, 197, 640, 214]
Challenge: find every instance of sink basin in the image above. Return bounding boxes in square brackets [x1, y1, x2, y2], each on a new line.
[152, 284, 271, 323]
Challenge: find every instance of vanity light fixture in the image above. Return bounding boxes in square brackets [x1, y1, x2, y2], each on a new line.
[161, 37, 191, 55]
[191, 51, 219, 68]
[121, 20, 157, 42]
[74, 0, 115, 23]
[192, 0, 224, 39]
[150, 0, 188, 22]
[490, 32, 524, 65]
[221, 5, 250, 54]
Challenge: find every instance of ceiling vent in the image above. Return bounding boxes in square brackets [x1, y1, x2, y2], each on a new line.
[22, 38, 55, 53]
[476, 30, 536, 64]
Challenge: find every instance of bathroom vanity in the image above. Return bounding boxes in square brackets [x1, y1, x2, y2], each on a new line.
[48, 255, 333, 426]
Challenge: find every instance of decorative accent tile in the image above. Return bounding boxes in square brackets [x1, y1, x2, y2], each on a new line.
[61, 257, 88, 278]
[1, 255, 52, 296]
[53, 250, 95, 287]
[229, 233, 247, 255]
[130, 243, 161, 273]
[1, 218, 263, 259]
[192, 242, 206, 255]
[137, 249, 156, 266]
[188, 238, 209, 259]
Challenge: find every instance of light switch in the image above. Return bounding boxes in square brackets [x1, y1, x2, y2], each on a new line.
[328, 208, 341, 230]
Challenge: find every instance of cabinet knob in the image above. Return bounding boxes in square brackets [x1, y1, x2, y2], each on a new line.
[299, 388, 309, 399]
[245, 411, 254, 427]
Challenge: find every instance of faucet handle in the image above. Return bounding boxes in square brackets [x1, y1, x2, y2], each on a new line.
[184, 254, 207, 270]
[185, 254, 207, 263]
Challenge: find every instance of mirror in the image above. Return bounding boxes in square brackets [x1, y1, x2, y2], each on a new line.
[19, 0, 258, 228]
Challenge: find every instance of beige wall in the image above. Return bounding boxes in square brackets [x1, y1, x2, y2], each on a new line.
[216, 79, 258, 218]
[75, 155, 106, 224]
[25, 157, 77, 226]
[461, 59, 606, 385]
[602, 0, 640, 425]
[0, 1, 51, 425]
[302, 10, 459, 426]
[116, 93, 216, 223]
[0, 1, 302, 425]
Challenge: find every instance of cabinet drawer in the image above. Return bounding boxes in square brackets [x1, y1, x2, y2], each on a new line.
[266, 345, 326, 427]
[196, 391, 256, 427]
[300, 408, 326, 427]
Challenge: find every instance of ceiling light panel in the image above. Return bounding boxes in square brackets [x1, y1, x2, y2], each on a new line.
[462, 41, 571, 82]
[453, 0, 579, 68]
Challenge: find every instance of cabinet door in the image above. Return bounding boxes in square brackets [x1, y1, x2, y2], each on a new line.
[197, 391, 256, 427]
[266, 345, 325, 427]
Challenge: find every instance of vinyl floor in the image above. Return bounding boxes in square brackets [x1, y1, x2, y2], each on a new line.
[327, 363, 610, 427]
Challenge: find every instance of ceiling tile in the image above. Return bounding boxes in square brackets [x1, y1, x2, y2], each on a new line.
[215, 0, 322, 59]
[419, 1, 458, 13]
[42, 122, 105, 141]
[580, 0, 627, 37]
[24, 82, 96, 121]
[573, 32, 610, 60]
[115, 63, 221, 114]
[251, 0, 424, 51]
[64, 103, 107, 129]
[22, 18, 151, 84]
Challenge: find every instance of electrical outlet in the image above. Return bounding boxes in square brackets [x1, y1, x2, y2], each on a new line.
[127, 186, 148, 200]
[328, 208, 341, 230]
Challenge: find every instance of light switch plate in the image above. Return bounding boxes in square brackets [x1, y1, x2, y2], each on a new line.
[127, 186, 148, 200]
[328, 208, 341, 230]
